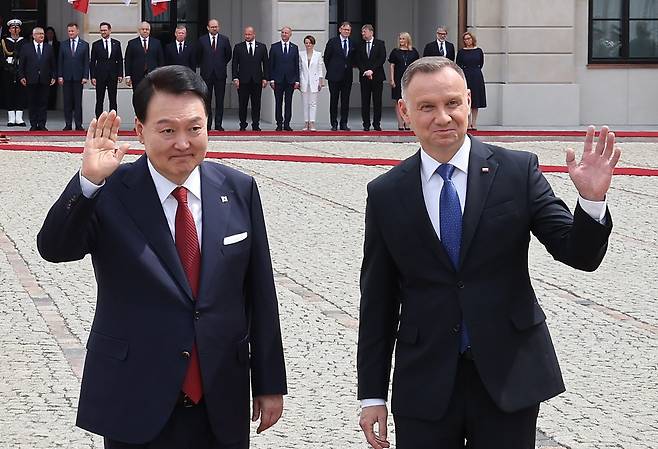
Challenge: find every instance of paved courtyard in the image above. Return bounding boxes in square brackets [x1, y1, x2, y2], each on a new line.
[0, 136, 656, 448]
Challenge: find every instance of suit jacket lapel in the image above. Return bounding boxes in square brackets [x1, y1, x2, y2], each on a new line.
[398, 152, 454, 269]
[198, 163, 231, 301]
[117, 155, 194, 303]
[460, 137, 498, 266]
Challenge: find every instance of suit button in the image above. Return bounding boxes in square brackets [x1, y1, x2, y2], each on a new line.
[181, 351, 190, 358]
[453, 324, 461, 333]
[457, 281, 465, 289]
[194, 311, 200, 320]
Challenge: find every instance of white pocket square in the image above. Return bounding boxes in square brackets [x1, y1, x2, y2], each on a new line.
[223, 232, 248, 245]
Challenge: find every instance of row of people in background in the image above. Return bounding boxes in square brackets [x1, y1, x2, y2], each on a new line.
[1, 17, 487, 132]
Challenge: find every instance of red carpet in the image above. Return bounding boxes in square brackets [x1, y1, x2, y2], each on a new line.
[1, 129, 658, 138]
[0, 143, 656, 176]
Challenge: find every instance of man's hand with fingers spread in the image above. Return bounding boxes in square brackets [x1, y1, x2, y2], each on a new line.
[81, 110, 130, 185]
[567, 125, 622, 202]
[359, 405, 390, 449]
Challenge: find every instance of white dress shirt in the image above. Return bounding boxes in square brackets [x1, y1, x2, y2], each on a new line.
[79, 159, 203, 246]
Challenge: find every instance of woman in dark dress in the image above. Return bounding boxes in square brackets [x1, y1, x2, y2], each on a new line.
[388, 32, 419, 130]
[45, 27, 60, 110]
[456, 31, 486, 130]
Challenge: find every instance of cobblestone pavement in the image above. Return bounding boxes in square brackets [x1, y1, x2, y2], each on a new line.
[0, 137, 656, 449]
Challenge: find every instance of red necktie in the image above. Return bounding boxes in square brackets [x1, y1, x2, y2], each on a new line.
[172, 187, 203, 403]
[211, 36, 216, 51]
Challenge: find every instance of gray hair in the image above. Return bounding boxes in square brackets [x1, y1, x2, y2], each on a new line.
[436, 26, 448, 33]
[401, 57, 466, 100]
[32, 27, 44, 36]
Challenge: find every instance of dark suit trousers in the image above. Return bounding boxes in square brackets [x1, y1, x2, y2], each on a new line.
[237, 81, 262, 128]
[104, 401, 247, 449]
[393, 357, 539, 449]
[27, 83, 49, 128]
[95, 76, 119, 118]
[131, 75, 145, 92]
[360, 78, 383, 128]
[203, 74, 227, 128]
[328, 77, 351, 127]
[274, 82, 294, 126]
[63, 80, 84, 127]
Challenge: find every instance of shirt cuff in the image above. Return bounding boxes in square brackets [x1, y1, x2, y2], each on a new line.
[361, 399, 386, 408]
[577, 195, 607, 223]
[79, 172, 105, 198]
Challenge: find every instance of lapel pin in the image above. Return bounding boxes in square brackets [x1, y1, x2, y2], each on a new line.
[481, 167, 489, 173]
[221, 195, 228, 203]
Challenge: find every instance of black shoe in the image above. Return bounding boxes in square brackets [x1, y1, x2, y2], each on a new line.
[29, 126, 38, 131]
[252, 126, 262, 131]
[214, 126, 224, 131]
[373, 125, 382, 131]
[7, 122, 15, 127]
[283, 125, 293, 132]
[239, 126, 247, 131]
[41, 127, 49, 131]
[75, 126, 85, 131]
[16, 122, 26, 127]
[62, 126, 72, 131]
[363, 127, 370, 131]
[331, 126, 338, 131]
[275, 125, 283, 131]
[339, 125, 351, 131]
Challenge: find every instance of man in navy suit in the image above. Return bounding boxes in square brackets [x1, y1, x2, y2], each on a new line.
[124, 21, 164, 91]
[357, 57, 621, 449]
[164, 25, 196, 71]
[90, 22, 123, 119]
[196, 19, 232, 131]
[355, 24, 386, 131]
[231, 26, 269, 131]
[423, 26, 456, 60]
[58, 23, 90, 130]
[323, 21, 356, 131]
[18, 27, 56, 131]
[268, 26, 299, 131]
[37, 65, 287, 449]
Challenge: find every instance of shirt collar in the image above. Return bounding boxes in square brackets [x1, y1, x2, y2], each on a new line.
[420, 135, 471, 183]
[147, 158, 202, 205]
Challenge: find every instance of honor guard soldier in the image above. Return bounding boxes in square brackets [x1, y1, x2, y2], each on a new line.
[1, 19, 27, 126]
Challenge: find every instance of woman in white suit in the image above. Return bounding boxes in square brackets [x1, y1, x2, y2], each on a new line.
[299, 35, 325, 130]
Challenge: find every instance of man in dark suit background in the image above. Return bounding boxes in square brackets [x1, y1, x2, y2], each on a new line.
[164, 25, 196, 70]
[423, 26, 456, 60]
[58, 22, 89, 131]
[323, 21, 356, 131]
[357, 57, 621, 449]
[197, 19, 231, 131]
[125, 21, 164, 91]
[268, 26, 299, 131]
[18, 27, 56, 131]
[231, 26, 268, 131]
[90, 22, 123, 119]
[355, 24, 386, 131]
[37, 65, 287, 449]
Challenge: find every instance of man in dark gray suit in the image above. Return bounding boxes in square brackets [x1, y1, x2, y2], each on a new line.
[197, 19, 231, 131]
[58, 22, 90, 131]
[18, 27, 56, 131]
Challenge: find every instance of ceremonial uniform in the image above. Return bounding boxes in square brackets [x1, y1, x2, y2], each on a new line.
[1, 20, 27, 126]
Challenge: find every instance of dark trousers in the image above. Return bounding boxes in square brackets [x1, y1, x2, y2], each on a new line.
[63, 80, 83, 127]
[95, 75, 119, 118]
[2, 75, 26, 110]
[203, 75, 227, 129]
[393, 358, 539, 449]
[48, 82, 58, 109]
[274, 81, 294, 126]
[131, 75, 145, 92]
[360, 78, 383, 128]
[237, 80, 262, 129]
[104, 400, 248, 449]
[328, 78, 352, 127]
[27, 83, 49, 128]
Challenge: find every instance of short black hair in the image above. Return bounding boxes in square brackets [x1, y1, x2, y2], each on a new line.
[133, 65, 208, 122]
[100, 22, 112, 29]
[67, 22, 79, 29]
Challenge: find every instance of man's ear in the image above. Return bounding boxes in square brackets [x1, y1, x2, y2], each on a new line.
[398, 98, 411, 125]
[135, 118, 144, 144]
[466, 89, 471, 109]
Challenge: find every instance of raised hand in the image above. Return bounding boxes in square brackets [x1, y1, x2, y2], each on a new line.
[566, 126, 622, 201]
[81, 110, 130, 185]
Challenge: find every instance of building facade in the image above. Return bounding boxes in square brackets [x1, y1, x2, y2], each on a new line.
[3, 0, 657, 127]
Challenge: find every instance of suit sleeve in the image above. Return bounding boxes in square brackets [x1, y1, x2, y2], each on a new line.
[323, 39, 332, 67]
[124, 42, 132, 77]
[268, 45, 275, 81]
[261, 46, 269, 81]
[117, 42, 124, 77]
[37, 173, 100, 263]
[57, 46, 63, 77]
[245, 179, 287, 397]
[83, 43, 90, 79]
[293, 45, 300, 83]
[527, 153, 612, 271]
[90, 42, 97, 78]
[156, 41, 164, 67]
[422, 43, 430, 57]
[231, 46, 239, 79]
[357, 184, 401, 400]
[223, 36, 232, 64]
[375, 41, 386, 74]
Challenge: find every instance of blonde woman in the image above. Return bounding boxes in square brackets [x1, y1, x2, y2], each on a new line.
[388, 32, 419, 130]
[298, 35, 326, 130]
[456, 31, 486, 130]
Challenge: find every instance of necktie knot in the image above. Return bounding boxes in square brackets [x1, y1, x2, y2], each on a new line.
[172, 186, 188, 205]
[437, 163, 456, 181]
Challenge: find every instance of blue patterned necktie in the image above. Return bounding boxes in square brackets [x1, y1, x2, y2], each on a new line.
[437, 164, 470, 352]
